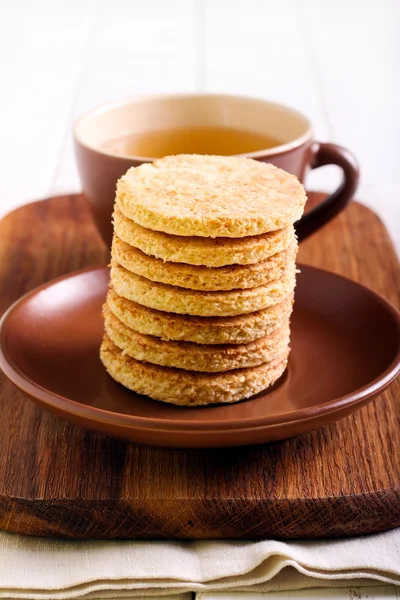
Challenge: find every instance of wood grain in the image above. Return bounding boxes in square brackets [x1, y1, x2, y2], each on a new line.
[0, 193, 399, 539]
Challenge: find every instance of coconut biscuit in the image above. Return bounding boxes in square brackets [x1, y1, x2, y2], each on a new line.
[111, 234, 298, 291]
[107, 287, 293, 345]
[113, 205, 295, 267]
[116, 154, 307, 238]
[110, 260, 296, 317]
[100, 334, 288, 406]
[104, 304, 290, 372]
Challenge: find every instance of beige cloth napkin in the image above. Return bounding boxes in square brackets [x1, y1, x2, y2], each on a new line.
[0, 528, 399, 599]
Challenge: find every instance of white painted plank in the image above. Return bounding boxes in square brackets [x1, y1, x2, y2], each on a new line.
[1, 0, 398, 251]
[133, 596, 191, 600]
[203, 0, 329, 137]
[0, 0, 98, 217]
[203, 0, 341, 201]
[300, 0, 400, 248]
[198, 585, 400, 599]
[52, 0, 198, 195]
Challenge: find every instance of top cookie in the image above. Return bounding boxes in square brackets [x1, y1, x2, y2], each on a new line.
[116, 155, 307, 238]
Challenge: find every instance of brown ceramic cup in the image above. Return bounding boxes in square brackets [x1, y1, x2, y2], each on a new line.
[73, 94, 359, 248]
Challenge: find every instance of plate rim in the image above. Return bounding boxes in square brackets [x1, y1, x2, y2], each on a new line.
[0, 264, 399, 434]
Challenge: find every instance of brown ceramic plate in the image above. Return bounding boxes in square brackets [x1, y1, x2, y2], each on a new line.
[0, 266, 399, 449]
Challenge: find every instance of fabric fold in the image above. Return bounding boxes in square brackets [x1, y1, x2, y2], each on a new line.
[0, 529, 399, 598]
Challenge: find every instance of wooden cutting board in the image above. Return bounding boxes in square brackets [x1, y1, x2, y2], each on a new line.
[0, 192, 399, 540]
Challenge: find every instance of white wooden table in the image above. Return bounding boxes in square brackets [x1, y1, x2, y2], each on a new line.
[0, 1, 399, 597]
[1, 0, 399, 249]
[201, 590, 400, 599]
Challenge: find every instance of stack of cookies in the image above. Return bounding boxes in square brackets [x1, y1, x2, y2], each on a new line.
[100, 155, 306, 406]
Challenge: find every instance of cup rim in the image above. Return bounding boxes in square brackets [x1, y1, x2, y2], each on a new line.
[73, 92, 313, 161]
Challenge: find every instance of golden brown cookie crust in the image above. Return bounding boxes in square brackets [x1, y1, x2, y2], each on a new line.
[100, 334, 289, 406]
[113, 206, 295, 267]
[111, 234, 298, 291]
[104, 304, 290, 372]
[110, 260, 296, 317]
[116, 155, 307, 238]
[107, 287, 293, 345]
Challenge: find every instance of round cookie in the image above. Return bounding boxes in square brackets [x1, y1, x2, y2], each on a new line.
[110, 260, 297, 317]
[104, 304, 290, 372]
[116, 155, 307, 238]
[100, 334, 289, 406]
[112, 235, 298, 291]
[113, 205, 295, 267]
[107, 288, 293, 345]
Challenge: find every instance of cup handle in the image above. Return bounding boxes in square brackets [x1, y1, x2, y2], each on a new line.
[295, 142, 360, 241]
